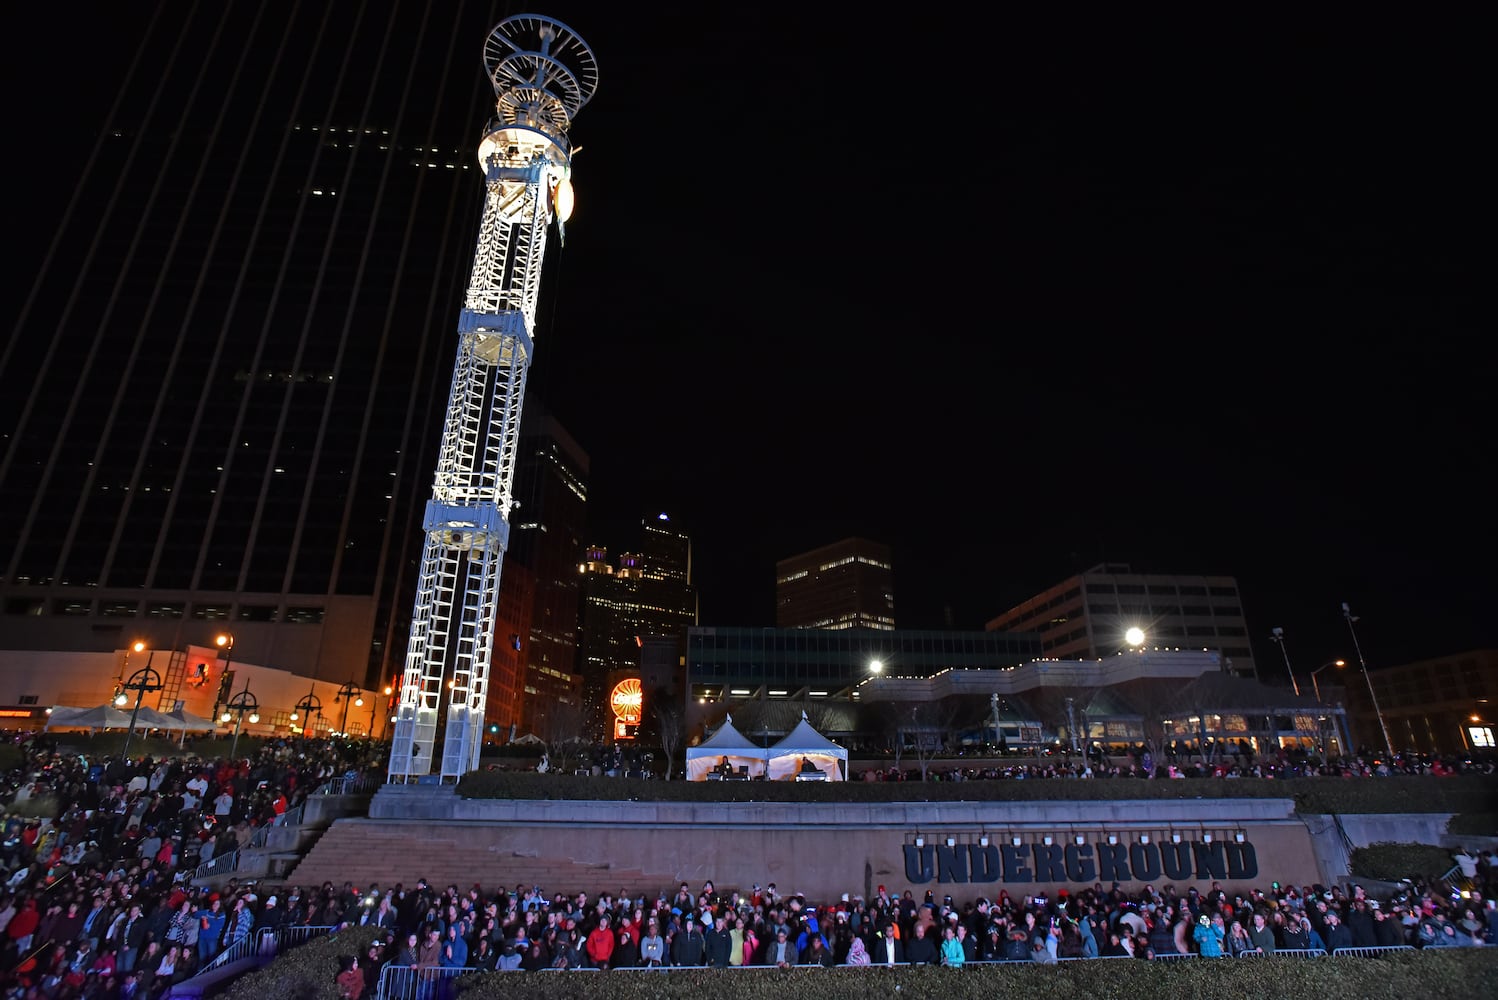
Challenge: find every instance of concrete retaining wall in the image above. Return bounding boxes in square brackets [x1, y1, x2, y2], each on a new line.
[355, 787, 1320, 900]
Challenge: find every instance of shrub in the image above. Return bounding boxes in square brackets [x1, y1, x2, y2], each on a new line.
[1446, 811, 1497, 836]
[446, 949, 1498, 1000]
[1349, 842, 1458, 882]
[217, 925, 383, 1000]
[451, 771, 1498, 817]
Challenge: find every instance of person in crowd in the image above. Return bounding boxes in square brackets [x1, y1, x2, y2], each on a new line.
[939, 923, 964, 966]
[639, 918, 666, 967]
[336, 954, 364, 999]
[1193, 913, 1225, 956]
[763, 927, 797, 968]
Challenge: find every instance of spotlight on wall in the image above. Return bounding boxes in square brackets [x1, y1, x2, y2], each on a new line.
[979, 835, 989, 848]
[945, 837, 956, 848]
[1075, 835, 1085, 846]
[1235, 830, 1246, 843]
[1043, 835, 1054, 846]
[1139, 834, 1150, 844]
[1011, 836, 1023, 848]
[914, 836, 924, 848]
[1107, 834, 1118, 846]
[1203, 832, 1213, 844]
[1172, 833, 1182, 844]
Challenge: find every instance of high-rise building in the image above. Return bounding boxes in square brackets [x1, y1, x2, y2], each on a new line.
[578, 514, 698, 739]
[775, 538, 895, 631]
[507, 403, 589, 740]
[985, 563, 1258, 678]
[0, 4, 507, 688]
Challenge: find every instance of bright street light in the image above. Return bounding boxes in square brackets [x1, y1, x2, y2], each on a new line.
[1125, 627, 1146, 648]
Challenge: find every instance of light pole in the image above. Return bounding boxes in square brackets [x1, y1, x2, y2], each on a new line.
[219, 679, 259, 761]
[335, 680, 364, 736]
[292, 692, 323, 743]
[1342, 602, 1394, 759]
[1269, 627, 1300, 696]
[1310, 659, 1347, 705]
[120, 654, 164, 757]
[209, 632, 235, 723]
[115, 641, 146, 706]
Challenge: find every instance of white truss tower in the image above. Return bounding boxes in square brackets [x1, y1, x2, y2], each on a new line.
[388, 14, 597, 783]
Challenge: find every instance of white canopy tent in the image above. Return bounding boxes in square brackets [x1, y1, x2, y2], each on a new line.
[766, 711, 848, 781]
[45, 705, 135, 731]
[686, 714, 769, 781]
[153, 707, 222, 732]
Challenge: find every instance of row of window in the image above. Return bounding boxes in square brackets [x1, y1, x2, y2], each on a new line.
[2, 598, 325, 624]
[1089, 603, 1244, 618]
[1088, 583, 1238, 598]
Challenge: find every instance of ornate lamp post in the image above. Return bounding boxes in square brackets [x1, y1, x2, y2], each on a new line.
[120, 654, 164, 757]
[292, 692, 324, 743]
[209, 632, 235, 722]
[219, 679, 260, 761]
[335, 681, 364, 736]
[115, 641, 146, 706]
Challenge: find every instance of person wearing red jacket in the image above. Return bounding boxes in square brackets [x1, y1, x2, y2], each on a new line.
[585, 914, 616, 969]
[7, 897, 40, 952]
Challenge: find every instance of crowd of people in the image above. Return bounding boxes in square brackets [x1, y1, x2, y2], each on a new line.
[853, 745, 1498, 782]
[320, 856, 1497, 997]
[0, 731, 379, 999]
[0, 730, 1493, 999]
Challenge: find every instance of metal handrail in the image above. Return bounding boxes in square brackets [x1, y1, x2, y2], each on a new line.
[192, 850, 239, 881]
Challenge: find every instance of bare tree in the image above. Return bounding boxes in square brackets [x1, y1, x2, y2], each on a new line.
[881, 701, 956, 781]
[795, 694, 839, 736]
[543, 699, 588, 775]
[652, 691, 685, 781]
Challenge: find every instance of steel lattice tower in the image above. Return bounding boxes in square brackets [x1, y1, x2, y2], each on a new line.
[388, 14, 597, 783]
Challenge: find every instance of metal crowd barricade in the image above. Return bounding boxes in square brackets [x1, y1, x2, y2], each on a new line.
[1150, 952, 1198, 962]
[376, 964, 479, 1000]
[1325, 945, 1416, 957]
[1237, 948, 1327, 958]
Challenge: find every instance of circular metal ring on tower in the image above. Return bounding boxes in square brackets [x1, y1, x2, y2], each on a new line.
[483, 14, 599, 118]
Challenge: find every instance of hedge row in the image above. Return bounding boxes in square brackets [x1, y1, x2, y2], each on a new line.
[448, 950, 1498, 1000]
[1350, 842, 1470, 881]
[453, 771, 1498, 816]
[218, 925, 383, 1000]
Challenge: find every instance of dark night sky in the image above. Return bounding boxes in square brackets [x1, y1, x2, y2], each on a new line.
[12, 5, 1493, 673]
[525, 6, 1493, 671]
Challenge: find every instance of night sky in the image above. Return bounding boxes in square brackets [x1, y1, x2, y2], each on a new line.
[12, 6, 1493, 672]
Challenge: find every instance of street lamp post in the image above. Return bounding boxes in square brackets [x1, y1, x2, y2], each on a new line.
[1269, 627, 1301, 696]
[120, 654, 164, 757]
[1342, 602, 1394, 759]
[209, 632, 235, 723]
[1310, 659, 1347, 705]
[219, 679, 260, 761]
[335, 680, 364, 736]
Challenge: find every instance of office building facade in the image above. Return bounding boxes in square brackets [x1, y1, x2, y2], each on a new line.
[507, 404, 590, 741]
[775, 537, 895, 631]
[985, 563, 1258, 678]
[1342, 648, 1497, 755]
[578, 515, 698, 739]
[0, 3, 506, 690]
[685, 626, 1041, 734]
